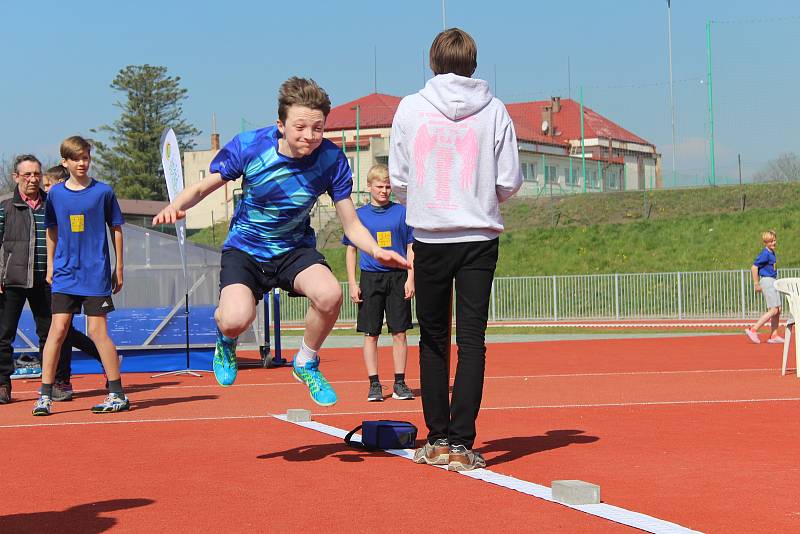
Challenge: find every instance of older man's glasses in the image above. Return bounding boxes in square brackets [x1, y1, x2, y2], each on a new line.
[16, 172, 43, 180]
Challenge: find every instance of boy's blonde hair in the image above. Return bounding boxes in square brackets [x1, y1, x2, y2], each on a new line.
[60, 136, 92, 160]
[762, 230, 777, 243]
[366, 164, 389, 185]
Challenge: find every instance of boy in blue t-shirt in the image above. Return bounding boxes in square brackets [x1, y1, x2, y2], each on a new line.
[152, 77, 408, 406]
[343, 165, 415, 402]
[745, 230, 783, 344]
[33, 136, 127, 416]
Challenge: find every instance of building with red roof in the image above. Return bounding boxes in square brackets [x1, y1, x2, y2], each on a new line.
[324, 93, 660, 199]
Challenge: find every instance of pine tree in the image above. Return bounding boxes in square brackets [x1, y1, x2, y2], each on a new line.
[92, 65, 200, 200]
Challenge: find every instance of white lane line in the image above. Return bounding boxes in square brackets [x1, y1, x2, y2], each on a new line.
[4, 396, 799, 429]
[273, 415, 702, 534]
[7, 367, 779, 400]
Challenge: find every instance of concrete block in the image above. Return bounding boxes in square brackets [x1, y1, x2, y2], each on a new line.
[551, 480, 601, 505]
[286, 408, 312, 422]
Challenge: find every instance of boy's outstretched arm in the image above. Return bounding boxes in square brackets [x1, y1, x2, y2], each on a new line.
[152, 174, 227, 225]
[111, 225, 124, 294]
[334, 198, 409, 270]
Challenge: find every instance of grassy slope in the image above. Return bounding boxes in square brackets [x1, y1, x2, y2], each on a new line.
[188, 181, 800, 280]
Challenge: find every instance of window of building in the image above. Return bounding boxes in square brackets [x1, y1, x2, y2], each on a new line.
[521, 163, 528, 181]
[529, 163, 537, 182]
[588, 170, 599, 189]
[607, 171, 619, 190]
[347, 157, 354, 171]
[545, 165, 558, 184]
[566, 166, 578, 186]
[375, 156, 388, 165]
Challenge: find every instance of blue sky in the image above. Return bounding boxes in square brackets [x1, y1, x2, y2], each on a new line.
[2, 0, 798, 185]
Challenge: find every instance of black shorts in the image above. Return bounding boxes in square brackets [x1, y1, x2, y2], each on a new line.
[220, 247, 331, 302]
[356, 270, 412, 336]
[52, 293, 115, 316]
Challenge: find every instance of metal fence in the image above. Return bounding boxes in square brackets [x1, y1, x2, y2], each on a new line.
[273, 269, 799, 324]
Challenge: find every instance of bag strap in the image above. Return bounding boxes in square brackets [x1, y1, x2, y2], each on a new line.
[344, 424, 365, 449]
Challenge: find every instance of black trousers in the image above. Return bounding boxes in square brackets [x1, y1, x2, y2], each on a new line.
[413, 238, 498, 450]
[0, 274, 100, 384]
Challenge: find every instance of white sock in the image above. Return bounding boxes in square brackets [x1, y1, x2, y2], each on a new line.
[294, 340, 318, 367]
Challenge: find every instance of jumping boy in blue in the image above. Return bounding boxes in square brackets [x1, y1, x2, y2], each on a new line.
[33, 136, 127, 416]
[343, 164, 415, 402]
[153, 77, 408, 406]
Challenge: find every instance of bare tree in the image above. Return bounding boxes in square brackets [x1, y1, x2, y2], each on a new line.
[0, 155, 17, 194]
[753, 152, 800, 183]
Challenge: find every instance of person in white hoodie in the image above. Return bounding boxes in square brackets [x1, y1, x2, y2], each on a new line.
[389, 28, 522, 471]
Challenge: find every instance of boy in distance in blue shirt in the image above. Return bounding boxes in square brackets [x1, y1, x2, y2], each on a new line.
[745, 230, 783, 344]
[153, 77, 408, 406]
[33, 136, 127, 416]
[343, 164, 415, 402]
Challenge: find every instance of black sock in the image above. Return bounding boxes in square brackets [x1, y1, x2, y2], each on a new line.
[107, 379, 124, 396]
[394, 373, 405, 384]
[41, 383, 53, 398]
[368, 374, 380, 386]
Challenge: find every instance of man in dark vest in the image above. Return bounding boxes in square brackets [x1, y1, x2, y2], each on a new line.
[0, 155, 99, 404]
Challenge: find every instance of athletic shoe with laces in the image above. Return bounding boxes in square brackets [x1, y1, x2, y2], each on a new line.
[447, 444, 486, 471]
[213, 330, 238, 387]
[392, 381, 414, 400]
[767, 335, 785, 344]
[50, 381, 74, 402]
[292, 357, 337, 406]
[413, 438, 450, 465]
[32, 395, 52, 416]
[91, 393, 130, 414]
[11, 355, 42, 379]
[744, 329, 761, 344]
[367, 382, 384, 402]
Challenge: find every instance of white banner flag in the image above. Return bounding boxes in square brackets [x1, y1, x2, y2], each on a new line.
[159, 128, 188, 281]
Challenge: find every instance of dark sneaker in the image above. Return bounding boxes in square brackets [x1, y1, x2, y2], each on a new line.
[91, 393, 130, 414]
[32, 395, 52, 416]
[213, 330, 238, 387]
[392, 381, 414, 400]
[0, 383, 10, 404]
[367, 382, 384, 402]
[413, 439, 450, 465]
[292, 357, 337, 406]
[50, 381, 74, 402]
[447, 444, 486, 471]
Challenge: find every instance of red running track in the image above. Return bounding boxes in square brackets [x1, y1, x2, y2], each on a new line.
[1, 334, 798, 533]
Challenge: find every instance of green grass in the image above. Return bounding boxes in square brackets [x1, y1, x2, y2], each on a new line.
[187, 181, 800, 280]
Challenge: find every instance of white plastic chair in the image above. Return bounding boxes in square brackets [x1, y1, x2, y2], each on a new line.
[774, 278, 800, 377]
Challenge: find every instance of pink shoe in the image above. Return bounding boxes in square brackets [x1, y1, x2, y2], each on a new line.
[767, 335, 785, 344]
[744, 329, 761, 344]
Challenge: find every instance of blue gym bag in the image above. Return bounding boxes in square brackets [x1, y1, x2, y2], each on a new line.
[344, 420, 418, 450]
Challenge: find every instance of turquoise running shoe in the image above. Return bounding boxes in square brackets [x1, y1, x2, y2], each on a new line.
[292, 357, 337, 406]
[213, 330, 238, 387]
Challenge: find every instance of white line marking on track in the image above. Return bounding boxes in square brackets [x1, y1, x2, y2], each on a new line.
[273, 415, 702, 534]
[7, 396, 798, 430]
[7, 367, 780, 400]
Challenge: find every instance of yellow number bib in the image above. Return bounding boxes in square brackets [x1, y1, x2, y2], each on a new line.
[69, 214, 85, 233]
[376, 231, 392, 248]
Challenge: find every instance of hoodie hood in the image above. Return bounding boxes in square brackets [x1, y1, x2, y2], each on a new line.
[419, 73, 493, 121]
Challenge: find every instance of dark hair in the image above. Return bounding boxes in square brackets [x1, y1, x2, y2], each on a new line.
[429, 28, 477, 77]
[44, 165, 70, 182]
[277, 77, 331, 122]
[13, 154, 42, 173]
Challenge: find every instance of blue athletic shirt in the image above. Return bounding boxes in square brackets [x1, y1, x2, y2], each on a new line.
[753, 247, 777, 278]
[44, 180, 125, 296]
[210, 126, 353, 262]
[341, 202, 413, 273]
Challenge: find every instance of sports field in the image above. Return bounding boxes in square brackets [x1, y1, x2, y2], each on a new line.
[2, 333, 797, 533]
